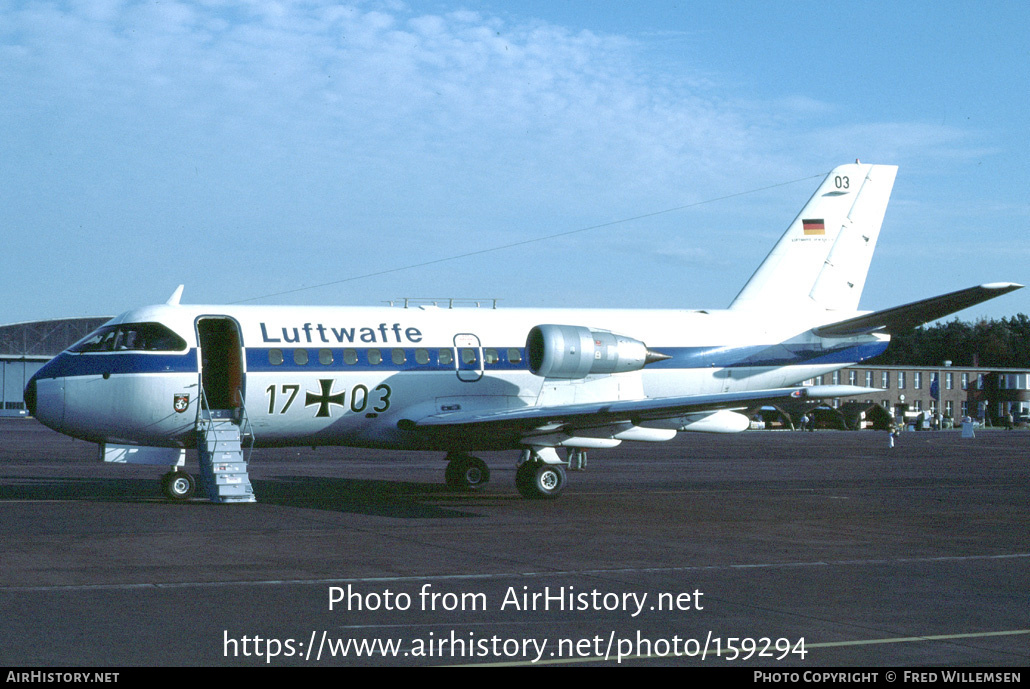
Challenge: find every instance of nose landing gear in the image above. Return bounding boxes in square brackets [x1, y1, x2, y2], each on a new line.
[160, 470, 196, 501]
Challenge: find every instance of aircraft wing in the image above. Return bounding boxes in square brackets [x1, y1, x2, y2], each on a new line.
[412, 385, 880, 440]
[813, 283, 1023, 337]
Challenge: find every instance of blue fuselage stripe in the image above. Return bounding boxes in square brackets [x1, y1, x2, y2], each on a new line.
[32, 351, 198, 379]
[30, 340, 888, 380]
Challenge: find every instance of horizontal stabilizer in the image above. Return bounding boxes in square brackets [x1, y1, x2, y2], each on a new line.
[813, 283, 1024, 337]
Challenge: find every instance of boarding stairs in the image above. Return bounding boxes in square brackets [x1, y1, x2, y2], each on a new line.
[195, 393, 256, 503]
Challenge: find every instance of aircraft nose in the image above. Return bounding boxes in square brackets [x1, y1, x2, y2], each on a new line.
[23, 376, 37, 416]
[25, 367, 65, 432]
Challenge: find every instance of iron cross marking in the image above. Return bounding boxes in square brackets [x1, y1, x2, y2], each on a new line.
[305, 379, 346, 418]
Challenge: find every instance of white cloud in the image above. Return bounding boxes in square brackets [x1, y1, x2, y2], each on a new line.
[1, 0, 1016, 319]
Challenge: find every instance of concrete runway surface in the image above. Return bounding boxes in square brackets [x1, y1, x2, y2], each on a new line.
[1, 418, 1027, 667]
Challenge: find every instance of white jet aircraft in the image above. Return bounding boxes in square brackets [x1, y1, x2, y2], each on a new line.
[24, 163, 1021, 501]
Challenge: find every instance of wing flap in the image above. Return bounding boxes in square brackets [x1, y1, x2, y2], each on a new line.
[813, 283, 1023, 337]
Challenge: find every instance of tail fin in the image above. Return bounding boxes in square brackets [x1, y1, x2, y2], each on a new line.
[729, 163, 898, 313]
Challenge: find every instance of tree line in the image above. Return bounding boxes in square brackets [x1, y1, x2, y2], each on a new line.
[870, 314, 1030, 368]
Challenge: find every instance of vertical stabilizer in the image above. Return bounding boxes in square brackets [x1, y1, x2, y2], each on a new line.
[729, 163, 897, 313]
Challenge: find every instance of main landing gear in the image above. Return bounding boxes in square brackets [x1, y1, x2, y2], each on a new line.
[515, 447, 573, 500]
[515, 459, 566, 500]
[442, 448, 584, 499]
[444, 452, 491, 490]
[160, 470, 196, 501]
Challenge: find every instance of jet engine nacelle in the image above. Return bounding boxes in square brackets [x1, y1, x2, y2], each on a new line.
[527, 324, 663, 379]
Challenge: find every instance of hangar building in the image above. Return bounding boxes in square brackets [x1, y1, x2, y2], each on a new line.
[0, 318, 110, 416]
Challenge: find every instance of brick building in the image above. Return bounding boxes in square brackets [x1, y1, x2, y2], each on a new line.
[809, 364, 1030, 427]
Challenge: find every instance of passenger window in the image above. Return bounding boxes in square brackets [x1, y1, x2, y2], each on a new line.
[343, 349, 358, 365]
[269, 349, 284, 365]
[484, 348, 499, 365]
[294, 349, 309, 365]
[438, 349, 453, 365]
[392, 348, 406, 365]
[507, 348, 522, 364]
[368, 349, 382, 365]
[319, 349, 333, 365]
[461, 348, 477, 365]
[415, 349, 430, 365]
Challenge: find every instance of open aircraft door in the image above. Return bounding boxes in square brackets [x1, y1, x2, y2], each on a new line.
[196, 316, 245, 411]
[454, 333, 483, 382]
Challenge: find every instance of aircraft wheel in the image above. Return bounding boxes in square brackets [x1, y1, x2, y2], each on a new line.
[516, 461, 566, 500]
[445, 454, 490, 490]
[515, 459, 535, 493]
[161, 470, 196, 501]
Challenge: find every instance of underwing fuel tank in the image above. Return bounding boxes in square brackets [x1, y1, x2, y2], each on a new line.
[645, 410, 752, 434]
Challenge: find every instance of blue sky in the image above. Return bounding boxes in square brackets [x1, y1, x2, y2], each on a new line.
[1, 0, 1026, 324]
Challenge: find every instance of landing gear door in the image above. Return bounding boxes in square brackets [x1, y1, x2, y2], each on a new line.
[454, 333, 483, 382]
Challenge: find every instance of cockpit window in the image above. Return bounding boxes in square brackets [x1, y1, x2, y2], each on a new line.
[69, 323, 188, 353]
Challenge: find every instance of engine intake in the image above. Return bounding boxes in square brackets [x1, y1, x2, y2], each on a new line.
[527, 324, 668, 379]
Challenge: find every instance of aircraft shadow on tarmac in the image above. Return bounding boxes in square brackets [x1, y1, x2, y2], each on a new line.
[0, 475, 484, 519]
[252, 475, 486, 518]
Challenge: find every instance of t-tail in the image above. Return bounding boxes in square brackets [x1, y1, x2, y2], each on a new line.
[730, 162, 1022, 334]
[729, 162, 898, 314]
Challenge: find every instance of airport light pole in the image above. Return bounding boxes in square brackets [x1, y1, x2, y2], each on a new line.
[937, 360, 952, 428]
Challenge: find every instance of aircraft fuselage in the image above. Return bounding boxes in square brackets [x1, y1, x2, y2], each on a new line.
[27, 302, 888, 450]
